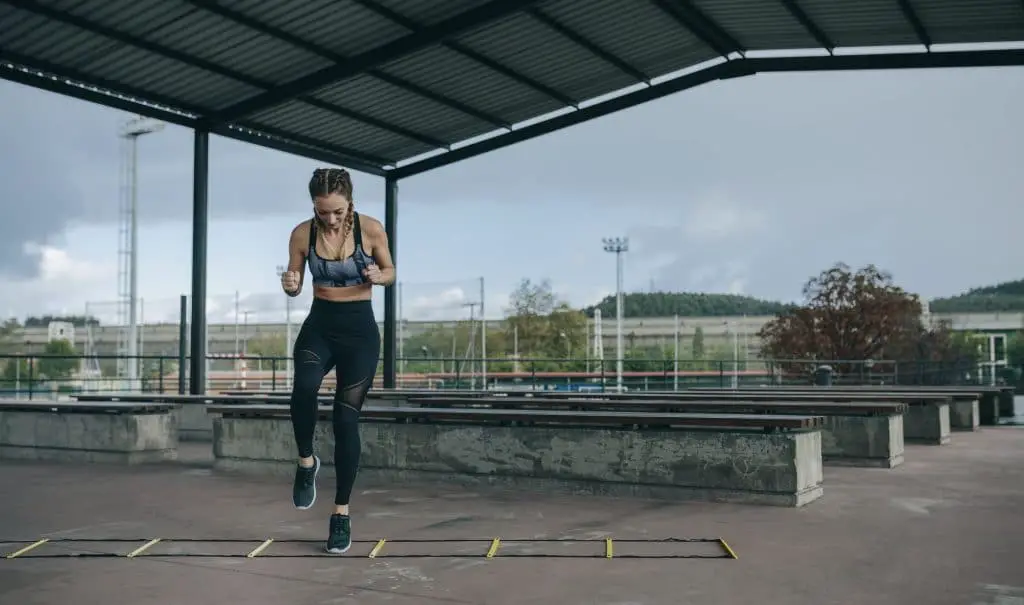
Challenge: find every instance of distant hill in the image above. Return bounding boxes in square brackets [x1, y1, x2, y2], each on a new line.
[583, 292, 795, 318]
[930, 279, 1024, 313]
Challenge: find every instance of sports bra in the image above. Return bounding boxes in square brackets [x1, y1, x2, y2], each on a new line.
[307, 212, 375, 287]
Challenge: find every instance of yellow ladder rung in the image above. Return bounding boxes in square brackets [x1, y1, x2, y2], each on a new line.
[246, 539, 274, 558]
[5, 539, 49, 559]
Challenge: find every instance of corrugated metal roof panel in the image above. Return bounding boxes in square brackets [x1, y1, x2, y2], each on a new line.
[378, 45, 565, 125]
[215, 0, 412, 57]
[797, 0, 920, 47]
[141, 9, 332, 84]
[251, 101, 435, 160]
[540, 0, 719, 80]
[369, 0, 496, 27]
[455, 12, 636, 109]
[914, 0, 1024, 44]
[694, 0, 820, 50]
[1, 9, 116, 69]
[4, 0, 1023, 172]
[82, 46, 262, 110]
[313, 74, 492, 144]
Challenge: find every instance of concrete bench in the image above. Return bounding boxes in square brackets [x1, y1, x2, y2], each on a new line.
[0, 400, 178, 463]
[373, 389, 951, 447]
[404, 396, 907, 469]
[207, 404, 826, 507]
[75, 393, 281, 442]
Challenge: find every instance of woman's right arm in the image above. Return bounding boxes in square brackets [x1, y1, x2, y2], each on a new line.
[283, 222, 308, 296]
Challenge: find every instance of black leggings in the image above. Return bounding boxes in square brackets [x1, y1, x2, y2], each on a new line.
[289, 298, 380, 506]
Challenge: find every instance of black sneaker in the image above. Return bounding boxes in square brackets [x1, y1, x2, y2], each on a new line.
[325, 514, 352, 554]
[292, 456, 319, 510]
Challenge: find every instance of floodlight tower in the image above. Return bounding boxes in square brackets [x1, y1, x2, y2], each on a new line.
[118, 116, 164, 390]
[602, 237, 629, 392]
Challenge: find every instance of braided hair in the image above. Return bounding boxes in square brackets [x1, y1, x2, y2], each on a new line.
[308, 167, 354, 260]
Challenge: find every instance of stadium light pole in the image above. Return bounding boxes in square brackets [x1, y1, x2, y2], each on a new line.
[119, 116, 164, 391]
[602, 237, 629, 391]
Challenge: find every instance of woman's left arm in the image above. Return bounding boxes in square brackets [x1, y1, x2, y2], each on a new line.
[366, 217, 396, 286]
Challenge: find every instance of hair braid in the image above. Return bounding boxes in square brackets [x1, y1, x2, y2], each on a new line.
[308, 167, 355, 260]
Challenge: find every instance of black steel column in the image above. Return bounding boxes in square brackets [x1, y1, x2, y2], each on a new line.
[189, 130, 210, 394]
[178, 294, 188, 394]
[382, 174, 398, 388]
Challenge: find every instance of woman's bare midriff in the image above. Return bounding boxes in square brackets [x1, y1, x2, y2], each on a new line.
[313, 283, 373, 302]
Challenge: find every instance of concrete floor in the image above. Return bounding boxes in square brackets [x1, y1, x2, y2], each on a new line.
[1, 428, 1023, 605]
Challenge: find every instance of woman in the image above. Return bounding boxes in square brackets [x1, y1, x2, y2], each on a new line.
[279, 167, 395, 554]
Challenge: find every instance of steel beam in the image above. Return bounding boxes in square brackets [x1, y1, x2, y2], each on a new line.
[390, 48, 1024, 178]
[209, 0, 543, 122]
[189, 130, 210, 395]
[382, 175, 399, 388]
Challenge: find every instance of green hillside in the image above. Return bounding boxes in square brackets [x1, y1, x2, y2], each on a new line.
[929, 279, 1024, 313]
[583, 292, 795, 318]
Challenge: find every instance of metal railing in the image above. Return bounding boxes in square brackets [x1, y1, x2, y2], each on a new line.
[0, 353, 1000, 399]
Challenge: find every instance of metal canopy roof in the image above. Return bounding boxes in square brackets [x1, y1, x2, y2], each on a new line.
[2, 0, 1023, 178]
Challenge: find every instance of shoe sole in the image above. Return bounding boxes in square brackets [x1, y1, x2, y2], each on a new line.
[325, 544, 351, 555]
[293, 457, 319, 510]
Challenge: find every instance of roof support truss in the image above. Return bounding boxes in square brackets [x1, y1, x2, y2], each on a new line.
[390, 48, 1024, 179]
[183, 0, 510, 130]
[778, 0, 835, 53]
[650, 0, 745, 59]
[896, 0, 933, 49]
[349, 0, 578, 107]
[5, 0, 448, 150]
[208, 0, 545, 123]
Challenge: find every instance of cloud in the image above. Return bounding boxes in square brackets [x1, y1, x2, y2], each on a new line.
[0, 244, 115, 319]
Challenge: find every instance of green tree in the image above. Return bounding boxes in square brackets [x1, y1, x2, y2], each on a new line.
[691, 326, 705, 359]
[1006, 331, 1024, 366]
[584, 292, 794, 318]
[246, 333, 289, 358]
[38, 339, 78, 380]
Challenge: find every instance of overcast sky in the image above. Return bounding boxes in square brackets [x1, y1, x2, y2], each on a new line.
[1, 58, 1022, 325]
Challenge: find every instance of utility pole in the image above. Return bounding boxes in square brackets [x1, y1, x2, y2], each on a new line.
[602, 237, 629, 392]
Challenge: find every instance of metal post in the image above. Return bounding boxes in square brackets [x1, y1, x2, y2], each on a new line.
[729, 321, 739, 389]
[277, 265, 293, 390]
[119, 117, 163, 391]
[188, 129, 209, 395]
[673, 314, 680, 391]
[602, 237, 628, 392]
[127, 134, 139, 390]
[233, 290, 240, 356]
[397, 281, 404, 387]
[178, 295, 187, 394]
[480, 276, 487, 390]
[382, 174, 398, 389]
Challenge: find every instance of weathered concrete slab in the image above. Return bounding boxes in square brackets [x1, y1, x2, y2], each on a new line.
[212, 415, 824, 507]
[949, 397, 980, 432]
[904, 402, 951, 445]
[0, 400, 178, 463]
[176, 402, 213, 442]
[819, 414, 905, 468]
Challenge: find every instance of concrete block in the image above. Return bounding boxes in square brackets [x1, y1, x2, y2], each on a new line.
[978, 392, 1000, 426]
[213, 417, 824, 507]
[176, 402, 213, 442]
[0, 407, 178, 463]
[948, 398, 980, 431]
[903, 403, 951, 445]
[820, 414, 904, 468]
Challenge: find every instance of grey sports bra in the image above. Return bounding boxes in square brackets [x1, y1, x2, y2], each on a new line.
[307, 212, 375, 287]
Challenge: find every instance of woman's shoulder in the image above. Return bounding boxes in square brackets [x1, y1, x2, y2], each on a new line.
[356, 212, 383, 234]
[289, 219, 313, 244]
